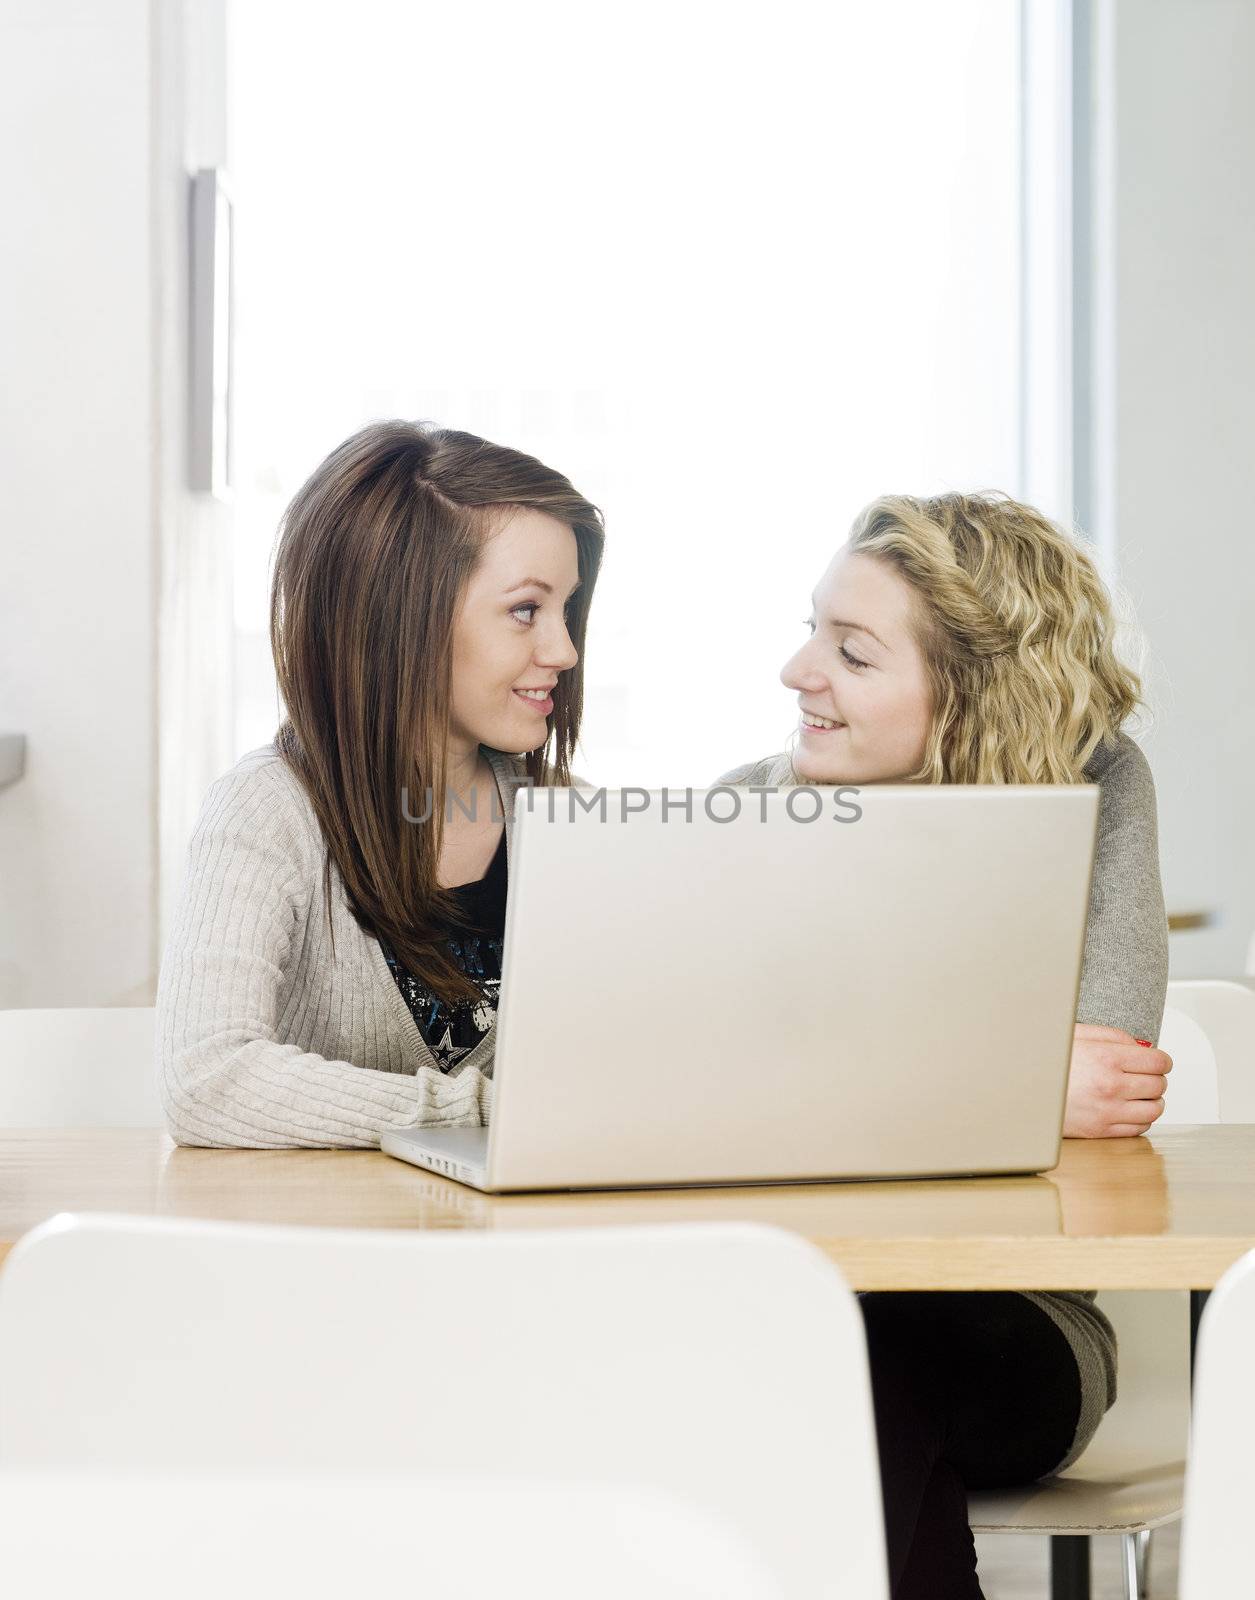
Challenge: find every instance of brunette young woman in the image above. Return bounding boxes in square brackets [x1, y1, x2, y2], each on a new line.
[720, 491, 1171, 1600]
[157, 419, 602, 1145]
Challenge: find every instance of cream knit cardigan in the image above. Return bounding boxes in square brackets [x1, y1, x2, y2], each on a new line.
[157, 745, 525, 1148]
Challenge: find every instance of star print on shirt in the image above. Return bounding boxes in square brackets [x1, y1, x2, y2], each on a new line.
[429, 1025, 470, 1072]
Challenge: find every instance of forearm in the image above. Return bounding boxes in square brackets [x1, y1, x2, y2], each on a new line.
[1076, 738, 1169, 1043]
[160, 1032, 490, 1149]
[1075, 927, 1167, 1045]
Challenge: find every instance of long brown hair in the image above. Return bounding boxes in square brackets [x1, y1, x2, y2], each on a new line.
[270, 419, 604, 1001]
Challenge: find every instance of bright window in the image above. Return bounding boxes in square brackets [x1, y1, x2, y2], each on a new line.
[230, 0, 1049, 786]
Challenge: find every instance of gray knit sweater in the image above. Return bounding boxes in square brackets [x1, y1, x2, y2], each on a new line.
[719, 732, 1170, 1471]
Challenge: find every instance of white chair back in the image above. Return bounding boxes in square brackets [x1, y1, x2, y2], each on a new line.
[0, 1215, 888, 1599]
[1157, 1006, 1220, 1122]
[1074, 981, 1255, 1524]
[972, 979, 1249, 1536]
[0, 1007, 159, 1126]
[1178, 1246, 1255, 1600]
[1161, 980, 1255, 1122]
[1083, 982, 1250, 1493]
[0, 1474, 783, 1600]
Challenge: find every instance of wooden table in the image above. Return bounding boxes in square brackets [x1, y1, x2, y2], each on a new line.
[3, 1124, 1255, 1289]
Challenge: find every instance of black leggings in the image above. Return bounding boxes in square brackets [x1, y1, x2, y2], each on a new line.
[860, 1292, 1083, 1600]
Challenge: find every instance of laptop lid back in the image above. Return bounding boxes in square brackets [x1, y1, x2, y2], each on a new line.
[486, 785, 1097, 1190]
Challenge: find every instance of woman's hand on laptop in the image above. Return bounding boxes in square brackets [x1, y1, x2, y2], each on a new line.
[1063, 1024, 1173, 1138]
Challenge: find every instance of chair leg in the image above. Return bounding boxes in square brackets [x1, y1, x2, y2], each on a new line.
[1050, 1534, 1091, 1600]
[1134, 1528, 1152, 1598]
[1121, 1532, 1140, 1600]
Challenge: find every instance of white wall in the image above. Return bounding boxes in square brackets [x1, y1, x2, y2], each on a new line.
[155, 0, 236, 946]
[0, 0, 232, 1009]
[1105, 0, 1255, 976]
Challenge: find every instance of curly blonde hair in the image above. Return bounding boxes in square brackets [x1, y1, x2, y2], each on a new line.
[845, 492, 1142, 784]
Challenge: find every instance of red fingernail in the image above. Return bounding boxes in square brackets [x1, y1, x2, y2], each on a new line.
[1136, 1039, 1153, 1047]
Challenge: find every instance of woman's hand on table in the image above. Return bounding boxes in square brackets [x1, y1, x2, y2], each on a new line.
[1063, 1023, 1173, 1138]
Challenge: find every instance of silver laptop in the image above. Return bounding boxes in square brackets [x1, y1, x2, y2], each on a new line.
[381, 783, 1098, 1191]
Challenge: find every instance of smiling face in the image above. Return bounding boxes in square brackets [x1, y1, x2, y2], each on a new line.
[448, 507, 582, 760]
[780, 549, 935, 782]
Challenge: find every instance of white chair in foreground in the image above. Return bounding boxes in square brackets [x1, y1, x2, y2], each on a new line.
[0, 1474, 779, 1600]
[1177, 1245, 1255, 1600]
[0, 1006, 159, 1126]
[971, 978, 1255, 1599]
[0, 1215, 888, 1599]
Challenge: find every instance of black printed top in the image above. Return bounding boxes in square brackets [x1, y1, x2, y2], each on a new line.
[379, 830, 507, 1073]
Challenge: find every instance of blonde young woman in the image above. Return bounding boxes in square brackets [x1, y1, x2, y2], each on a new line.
[721, 493, 1170, 1600]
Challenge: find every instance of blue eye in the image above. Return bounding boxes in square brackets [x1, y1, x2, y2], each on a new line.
[511, 603, 539, 626]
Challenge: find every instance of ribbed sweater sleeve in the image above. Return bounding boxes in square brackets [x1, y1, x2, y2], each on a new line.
[1074, 735, 1169, 1045]
[156, 762, 491, 1149]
